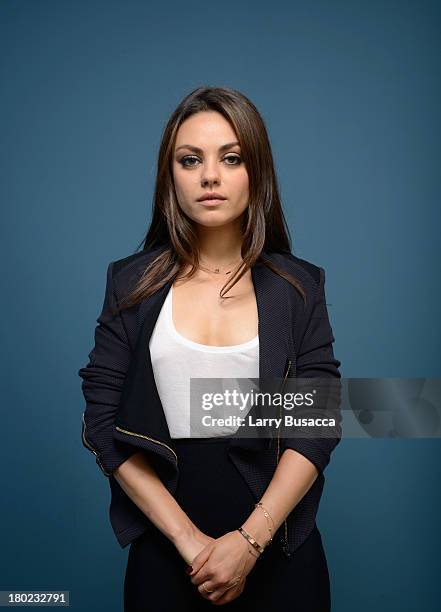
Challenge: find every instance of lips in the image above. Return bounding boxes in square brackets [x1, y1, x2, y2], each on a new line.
[197, 193, 227, 201]
[199, 198, 224, 206]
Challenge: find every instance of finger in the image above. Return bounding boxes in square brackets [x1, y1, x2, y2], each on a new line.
[197, 582, 216, 599]
[191, 565, 214, 587]
[198, 578, 233, 601]
[212, 579, 245, 605]
[207, 576, 243, 603]
[188, 544, 213, 579]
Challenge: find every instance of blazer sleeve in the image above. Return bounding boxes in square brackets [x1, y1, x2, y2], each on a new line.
[281, 266, 342, 474]
[78, 261, 136, 477]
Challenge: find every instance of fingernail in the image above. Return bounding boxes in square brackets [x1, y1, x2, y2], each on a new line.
[185, 565, 193, 574]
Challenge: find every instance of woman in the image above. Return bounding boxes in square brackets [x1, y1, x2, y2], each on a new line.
[79, 86, 342, 611]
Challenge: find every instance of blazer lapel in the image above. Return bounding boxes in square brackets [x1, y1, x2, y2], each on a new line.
[114, 250, 296, 456]
[229, 254, 295, 452]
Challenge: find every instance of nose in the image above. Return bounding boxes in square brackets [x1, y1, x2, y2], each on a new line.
[201, 159, 220, 187]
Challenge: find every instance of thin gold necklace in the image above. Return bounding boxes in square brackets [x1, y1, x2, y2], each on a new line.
[198, 256, 243, 275]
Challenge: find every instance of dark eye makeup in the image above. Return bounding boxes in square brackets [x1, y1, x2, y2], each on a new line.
[177, 154, 242, 168]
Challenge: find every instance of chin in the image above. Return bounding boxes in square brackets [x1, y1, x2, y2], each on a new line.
[195, 215, 232, 227]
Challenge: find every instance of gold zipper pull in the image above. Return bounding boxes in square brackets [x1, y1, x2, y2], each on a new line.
[82, 412, 112, 477]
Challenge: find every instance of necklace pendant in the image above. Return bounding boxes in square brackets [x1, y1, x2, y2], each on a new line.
[214, 268, 220, 273]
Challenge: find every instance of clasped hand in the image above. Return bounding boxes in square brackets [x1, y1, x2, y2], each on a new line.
[177, 528, 259, 605]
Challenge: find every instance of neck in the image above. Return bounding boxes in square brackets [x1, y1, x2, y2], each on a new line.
[195, 219, 243, 266]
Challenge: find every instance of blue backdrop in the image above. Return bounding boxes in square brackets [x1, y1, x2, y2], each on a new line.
[1, 0, 440, 610]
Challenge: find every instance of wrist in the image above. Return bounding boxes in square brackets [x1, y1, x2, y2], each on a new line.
[170, 521, 199, 547]
[241, 512, 273, 548]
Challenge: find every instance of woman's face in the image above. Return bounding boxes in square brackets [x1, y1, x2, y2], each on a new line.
[172, 111, 249, 228]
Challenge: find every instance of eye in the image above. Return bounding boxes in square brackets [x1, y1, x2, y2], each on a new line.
[224, 154, 242, 165]
[179, 155, 200, 168]
[178, 154, 242, 168]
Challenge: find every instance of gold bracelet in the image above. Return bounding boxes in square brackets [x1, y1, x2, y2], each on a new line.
[254, 502, 275, 544]
[237, 526, 265, 555]
[247, 543, 260, 559]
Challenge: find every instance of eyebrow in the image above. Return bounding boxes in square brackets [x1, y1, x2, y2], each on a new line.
[175, 141, 240, 154]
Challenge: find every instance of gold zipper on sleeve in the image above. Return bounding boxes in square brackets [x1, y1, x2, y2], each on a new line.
[82, 411, 98, 455]
[82, 412, 112, 477]
[115, 425, 178, 464]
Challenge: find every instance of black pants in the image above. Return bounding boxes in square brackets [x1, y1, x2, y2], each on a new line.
[124, 437, 331, 611]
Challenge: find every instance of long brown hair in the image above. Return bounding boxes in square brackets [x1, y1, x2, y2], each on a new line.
[116, 86, 305, 313]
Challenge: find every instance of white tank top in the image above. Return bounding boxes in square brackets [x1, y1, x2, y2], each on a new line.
[149, 284, 259, 438]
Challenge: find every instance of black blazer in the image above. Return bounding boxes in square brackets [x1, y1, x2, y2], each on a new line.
[78, 245, 342, 558]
